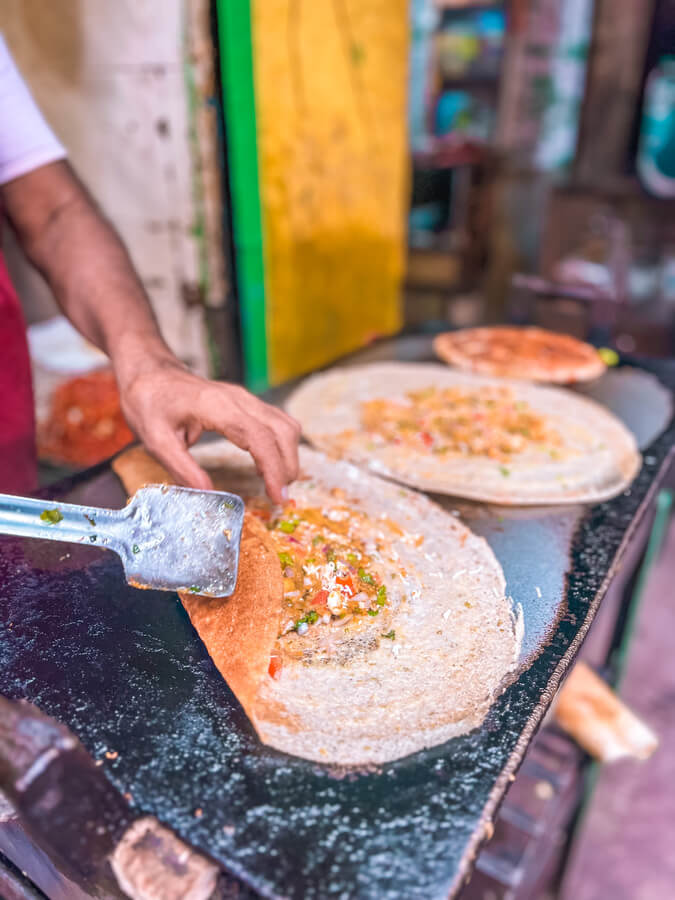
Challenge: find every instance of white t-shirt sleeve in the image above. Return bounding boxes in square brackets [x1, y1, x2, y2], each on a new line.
[0, 34, 67, 185]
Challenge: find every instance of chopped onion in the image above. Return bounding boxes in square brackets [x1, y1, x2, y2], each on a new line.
[296, 622, 309, 636]
[283, 567, 294, 578]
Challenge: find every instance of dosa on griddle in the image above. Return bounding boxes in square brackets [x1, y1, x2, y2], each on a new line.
[433, 326, 606, 383]
[113, 442, 521, 765]
[286, 362, 641, 505]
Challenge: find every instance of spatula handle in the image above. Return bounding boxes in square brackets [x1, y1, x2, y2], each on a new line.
[0, 493, 125, 552]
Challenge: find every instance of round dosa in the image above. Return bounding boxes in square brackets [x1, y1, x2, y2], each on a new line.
[113, 442, 521, 766]
[433, 326, 606, 383]
[285, 363, 641, 505]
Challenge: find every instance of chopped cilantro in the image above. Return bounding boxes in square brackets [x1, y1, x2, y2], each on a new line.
[278, 551, 294, 568]
[296, 609, 319, 629]
[358, 567, 375, 586]
[279, 520, 297, 534]
[382, 630, 396, 640]
[221, 498, 236, 509]
[347, 552, 359, 565]
[84, 513, 96, 527]
[499, 466, 510, 477]
[376, 585, 387, 606]
[40, 508, 63, 525]
[132, 544, 140, 555]
[188, 586, 202, 594]
[312, 534, 324, 546]
[367, 608, 379, 616]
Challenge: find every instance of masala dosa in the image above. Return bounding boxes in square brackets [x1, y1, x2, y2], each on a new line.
[114, 442, 521, 765]
[286, 363, 641, 505]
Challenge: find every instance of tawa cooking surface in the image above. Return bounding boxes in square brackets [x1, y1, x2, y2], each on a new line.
[0, 343, 673, 899]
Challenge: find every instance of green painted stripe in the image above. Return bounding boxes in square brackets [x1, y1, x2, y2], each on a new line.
[215, 0, 268, 392]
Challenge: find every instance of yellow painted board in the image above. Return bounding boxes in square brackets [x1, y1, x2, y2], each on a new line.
[251, 0, 409, 385]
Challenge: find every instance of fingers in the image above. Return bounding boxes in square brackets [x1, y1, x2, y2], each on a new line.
[143, 425, 213, 491]
[198, 386, 301, 503]
[250, 406, 301, 485]
[235, 423, 288, 504]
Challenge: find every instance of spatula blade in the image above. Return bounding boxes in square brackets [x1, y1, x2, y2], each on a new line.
[120, 485, 244, 597]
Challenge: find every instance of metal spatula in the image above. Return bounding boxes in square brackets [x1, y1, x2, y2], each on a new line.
[0, 486, 245, 597]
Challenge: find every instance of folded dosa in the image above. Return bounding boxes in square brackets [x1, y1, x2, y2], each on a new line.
[114, 442, 521, 765]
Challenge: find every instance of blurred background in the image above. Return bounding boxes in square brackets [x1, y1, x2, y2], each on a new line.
[1, 2, 675, 898]
[2, 0, 674, 479]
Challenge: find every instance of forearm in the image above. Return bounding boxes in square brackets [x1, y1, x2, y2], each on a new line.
[1, 161, 176, 385]
[1, 159, 300, 499]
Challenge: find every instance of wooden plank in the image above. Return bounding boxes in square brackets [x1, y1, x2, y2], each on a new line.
[574, 0, 655, 181]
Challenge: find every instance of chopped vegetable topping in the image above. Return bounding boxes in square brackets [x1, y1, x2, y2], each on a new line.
[358, 386, 563, 462]
[132, 544, 140, 555]
[382, 630, 396, 640]
[499, 466, 510, 477]
[84, 513, 96, 527]
[40, 508, 63, 525]
[256, 500, 394, 640]
[268, 653, 283, 679]
[188, 586, 202, 594]
[358, 568, 375, 586]
[221, 498, 236, 509]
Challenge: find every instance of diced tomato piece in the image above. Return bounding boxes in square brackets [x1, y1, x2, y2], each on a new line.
[268, 653, 283, 680]
[420, 431, 433, 447]
[311, 589, 329, 606]
[336, 575, 355, 596]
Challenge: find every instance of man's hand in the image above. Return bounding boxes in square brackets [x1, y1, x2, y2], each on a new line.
[118, 359, 301, 504]
[2, 161, 301, 501]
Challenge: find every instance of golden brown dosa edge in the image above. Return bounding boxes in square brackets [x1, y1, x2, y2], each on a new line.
[112, 446, 287, 733]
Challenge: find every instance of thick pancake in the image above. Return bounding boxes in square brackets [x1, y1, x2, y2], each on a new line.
[433, 326, 606, 383]
[113, 443, 521, 765]
[285, 362, 641, 505]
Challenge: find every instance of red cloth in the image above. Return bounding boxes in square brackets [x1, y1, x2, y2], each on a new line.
[0, 249, 37, 493]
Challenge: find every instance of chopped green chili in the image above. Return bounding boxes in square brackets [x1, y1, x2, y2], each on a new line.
[40, 508, 63, 525]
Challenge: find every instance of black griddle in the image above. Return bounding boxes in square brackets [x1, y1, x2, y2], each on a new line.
[0, 338, 673, 900]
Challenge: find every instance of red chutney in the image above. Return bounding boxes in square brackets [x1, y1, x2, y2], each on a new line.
[38, 369, 134, 466]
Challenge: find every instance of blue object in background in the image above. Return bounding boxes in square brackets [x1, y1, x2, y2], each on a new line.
[638, 56, 675, 197]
